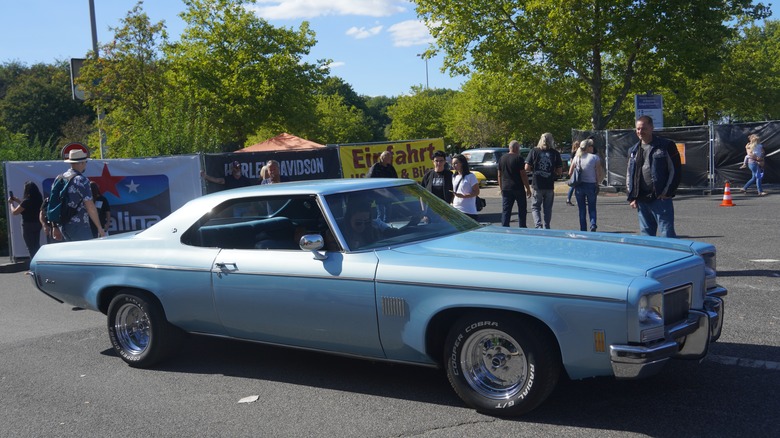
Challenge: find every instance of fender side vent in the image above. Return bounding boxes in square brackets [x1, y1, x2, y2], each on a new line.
[382, 296, 407, 317]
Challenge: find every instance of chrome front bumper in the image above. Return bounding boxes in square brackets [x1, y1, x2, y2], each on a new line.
[609, 286, 727, 379]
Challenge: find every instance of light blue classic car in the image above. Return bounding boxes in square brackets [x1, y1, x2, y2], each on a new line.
[29, 178, 726, 416]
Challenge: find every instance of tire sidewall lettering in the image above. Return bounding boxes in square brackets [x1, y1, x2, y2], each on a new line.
[444, 315, 557, 415]
[108, 294, 149, 362]
[450, 320, 500, 377]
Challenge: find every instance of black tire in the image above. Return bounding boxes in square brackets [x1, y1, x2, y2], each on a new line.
[444, 313, 561, 416]
[107, 291, 181, 368]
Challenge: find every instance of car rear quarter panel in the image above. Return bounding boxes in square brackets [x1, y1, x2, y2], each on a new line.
[32, 238, 224, 335]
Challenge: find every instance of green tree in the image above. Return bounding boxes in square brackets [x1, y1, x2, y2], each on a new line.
[0, 62, 92, 146]
[309, 94, 372, 144]
[717, 20, 780, 121]
[363, 95, 395, 141]
[0, 126, 62, 251]
[387, 86, 455, 141]
[77, 2, 185, 157]
[444, 71, 582, 149]
[414, 0, 770, 130]
[320, 76, 369, 114]
[167, 0, 326, 149]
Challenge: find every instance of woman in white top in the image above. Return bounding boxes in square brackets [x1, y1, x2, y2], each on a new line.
[569, 139, 604, 232]
[451, 153, 480, 220]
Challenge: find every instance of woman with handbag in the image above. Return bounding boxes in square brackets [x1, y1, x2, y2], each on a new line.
[451, 154, 481, 221]
[569, 139, 604, 231]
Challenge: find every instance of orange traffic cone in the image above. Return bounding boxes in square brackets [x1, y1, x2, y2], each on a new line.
[719, 181, 735, 207]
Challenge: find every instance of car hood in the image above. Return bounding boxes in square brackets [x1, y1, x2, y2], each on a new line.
[389, 225, 698, 279]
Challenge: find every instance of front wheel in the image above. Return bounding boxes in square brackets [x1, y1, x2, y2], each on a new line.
[444, 313, 561, 416]
[107, 291, 180, 368]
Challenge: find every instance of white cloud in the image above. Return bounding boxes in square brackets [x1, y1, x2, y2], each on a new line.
[387, 20, 433, 47]
[345, 25, 383, 39]
[250, 0, 407, 20]
[327, 61, 346, 69]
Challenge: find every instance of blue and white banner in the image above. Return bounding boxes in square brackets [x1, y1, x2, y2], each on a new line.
[4, 155, 202, 260]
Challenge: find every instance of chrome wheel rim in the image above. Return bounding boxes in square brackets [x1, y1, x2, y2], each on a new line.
[114, 302, 150, 355]
[460, 329, 528, 400]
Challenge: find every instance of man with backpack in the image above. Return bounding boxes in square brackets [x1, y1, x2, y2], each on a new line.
[51, 150, 106, 241]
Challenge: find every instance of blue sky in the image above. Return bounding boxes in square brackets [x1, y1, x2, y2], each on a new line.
[0, 0, 463, 97]
[2, 1, 778, 97]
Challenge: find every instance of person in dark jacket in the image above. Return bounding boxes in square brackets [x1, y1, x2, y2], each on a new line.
[8, 181, 44, 257]
[89, 181, 111, 238]
[626, 115, 682, 237]
[497, 140, 532, 227]
[366, 151, 398, 179]
[421, 150, 453, 203]
[367, 151, 397, 221]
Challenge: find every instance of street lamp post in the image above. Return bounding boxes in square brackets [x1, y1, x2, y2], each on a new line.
[417, 53, 429, 89]
[88, 0, 107, 159]
[425, 57, 429, 89]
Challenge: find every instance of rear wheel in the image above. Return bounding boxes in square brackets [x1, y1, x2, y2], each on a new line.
[444, 313, 561, 416]
[107, 291, 181, 367]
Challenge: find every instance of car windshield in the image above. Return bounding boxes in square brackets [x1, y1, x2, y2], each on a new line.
[324, 183, 480, 251]
[463, 151, 484, 163]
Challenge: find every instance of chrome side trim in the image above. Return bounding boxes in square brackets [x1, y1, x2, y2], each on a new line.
[376, 279, 625, 303]
[33, 260, 209, 273]
[31, 261, 625, 302]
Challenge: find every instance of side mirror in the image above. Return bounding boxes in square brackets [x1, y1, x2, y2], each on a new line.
[300, 234, 327, 260]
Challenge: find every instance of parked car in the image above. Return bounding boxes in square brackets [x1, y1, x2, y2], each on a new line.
[462, 147, 530, 183]
[461, 148, 506, 182]
[451, 169, 487, 188]
[29, 178, 726, 417]
[560, 153, 571, 179]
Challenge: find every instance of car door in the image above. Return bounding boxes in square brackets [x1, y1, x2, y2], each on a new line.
[206, 196, 384, 358]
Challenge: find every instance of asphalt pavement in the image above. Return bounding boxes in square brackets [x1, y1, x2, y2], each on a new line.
[1, 182, 778, 437]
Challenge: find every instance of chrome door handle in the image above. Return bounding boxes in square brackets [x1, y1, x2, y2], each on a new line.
[215, 262, 238, 277]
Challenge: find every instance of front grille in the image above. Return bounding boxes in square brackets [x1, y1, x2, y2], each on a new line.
[664, 284, 692, 326]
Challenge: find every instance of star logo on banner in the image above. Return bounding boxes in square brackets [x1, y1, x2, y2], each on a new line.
[90, 163, 125, 198]
[126, 180, 140, 193]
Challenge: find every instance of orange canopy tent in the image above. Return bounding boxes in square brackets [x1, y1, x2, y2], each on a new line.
[237, 133, 324, 152]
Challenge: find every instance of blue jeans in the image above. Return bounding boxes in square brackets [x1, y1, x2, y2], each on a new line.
[62, 222, 93, 241]
[501, 189, 527, 227]
[531, 188, 555, 228]
[637, 198, 676, 238]
[574, 183, 597, 231]
[743, 161, 763, 193]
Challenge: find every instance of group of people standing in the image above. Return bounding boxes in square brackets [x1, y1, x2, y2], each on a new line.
[7, 149, 112, 258]
[435, 115, 685, 238]
[492, 132, 602, 233]
[419, 151, 481, 220]
[201, 159, 284, 189]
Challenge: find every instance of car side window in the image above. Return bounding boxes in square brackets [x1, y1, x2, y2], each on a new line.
[181, 195, 330, 250]
[483, 152, 495, 163]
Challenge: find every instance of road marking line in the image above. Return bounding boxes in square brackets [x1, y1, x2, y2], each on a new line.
[706, 354, 780, 371]
[750, 259, 780, 263]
